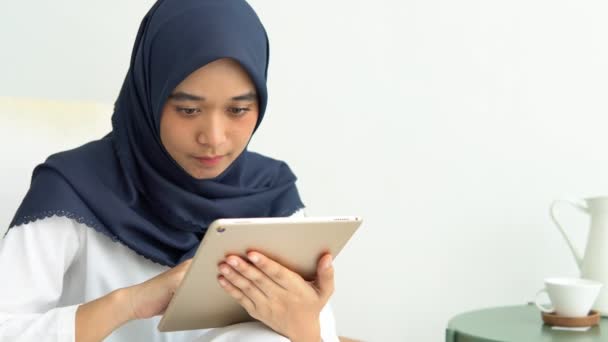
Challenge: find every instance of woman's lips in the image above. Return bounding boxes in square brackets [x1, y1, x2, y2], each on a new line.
[195, 155, 223, 167]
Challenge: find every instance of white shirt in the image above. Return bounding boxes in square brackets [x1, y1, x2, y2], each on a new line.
[0, 215, 338, 342]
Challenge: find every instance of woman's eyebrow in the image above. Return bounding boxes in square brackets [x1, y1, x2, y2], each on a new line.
[167, 91, 257, 102]
[231, 91, 257, 102]
[168, 91, 204, 101]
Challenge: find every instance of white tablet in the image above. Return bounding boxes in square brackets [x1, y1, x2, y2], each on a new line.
[157, 215, 362, 332]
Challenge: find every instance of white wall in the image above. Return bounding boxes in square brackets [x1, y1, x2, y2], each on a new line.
[2, 1, 608, 340]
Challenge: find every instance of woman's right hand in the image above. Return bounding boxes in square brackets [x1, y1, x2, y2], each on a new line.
[76, 258, 193, 342]
[123, 258, 193, 320]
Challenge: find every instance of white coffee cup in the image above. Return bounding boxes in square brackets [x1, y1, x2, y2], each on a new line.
[535, 278, 603, 317]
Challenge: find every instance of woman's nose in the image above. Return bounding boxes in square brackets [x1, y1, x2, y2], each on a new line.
[196, 113, 227, 147]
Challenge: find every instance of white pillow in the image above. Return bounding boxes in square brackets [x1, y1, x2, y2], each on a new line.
[0, 97, 112, 236]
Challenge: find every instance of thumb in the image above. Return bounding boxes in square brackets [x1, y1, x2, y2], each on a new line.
[169, 258, 193, 288]
[316, 254, 335, 300]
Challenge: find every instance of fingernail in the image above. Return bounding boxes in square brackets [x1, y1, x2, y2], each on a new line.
[220, 266, 230, 275]
[218, 278, 227, 286]
[324, 256, 333, 269]
[248, 253, 259, 263]
[227, 258, 238, 267]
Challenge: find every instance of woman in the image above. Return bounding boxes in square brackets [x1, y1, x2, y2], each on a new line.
[0, 0, 341, 341]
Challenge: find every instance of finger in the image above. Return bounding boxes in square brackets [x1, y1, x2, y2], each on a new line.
[168, 258, 193, 288]
[178, 258, 193, 268]
[247, 251, 301, 290]
[225, 256, 283, 298]
[218, 275, 256, 314]
[219, 263, 267, 307]
[315, 254, 335, 301]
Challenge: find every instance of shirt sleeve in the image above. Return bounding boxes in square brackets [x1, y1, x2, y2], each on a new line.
[0, 216, 82, 342]
[319, 301, 339, 342]
[290, 208, 307, 217]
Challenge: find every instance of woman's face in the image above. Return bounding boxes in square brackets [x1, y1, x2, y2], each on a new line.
[160, 58, 259, 179]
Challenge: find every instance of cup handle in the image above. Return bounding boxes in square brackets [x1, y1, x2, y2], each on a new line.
[550, 199, 589, 269]
[535, 288, 554, 313]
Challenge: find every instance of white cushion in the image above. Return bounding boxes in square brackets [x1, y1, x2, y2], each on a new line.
[0, 97, 112, 236]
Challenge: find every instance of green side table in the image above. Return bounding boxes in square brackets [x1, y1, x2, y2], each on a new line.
[446, 304, 606, 341]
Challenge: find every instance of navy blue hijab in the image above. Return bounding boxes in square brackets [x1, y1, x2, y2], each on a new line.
[9, 0, 304, 266]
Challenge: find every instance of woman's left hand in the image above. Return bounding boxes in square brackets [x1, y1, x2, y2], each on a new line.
[217, 251, 334, 342]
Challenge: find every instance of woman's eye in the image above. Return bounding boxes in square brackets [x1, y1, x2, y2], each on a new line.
[176, 107, 200, 116]
[228, 107, 250, 116]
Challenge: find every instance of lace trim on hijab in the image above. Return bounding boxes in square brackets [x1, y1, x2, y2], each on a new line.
[7, 210, 169, 266]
